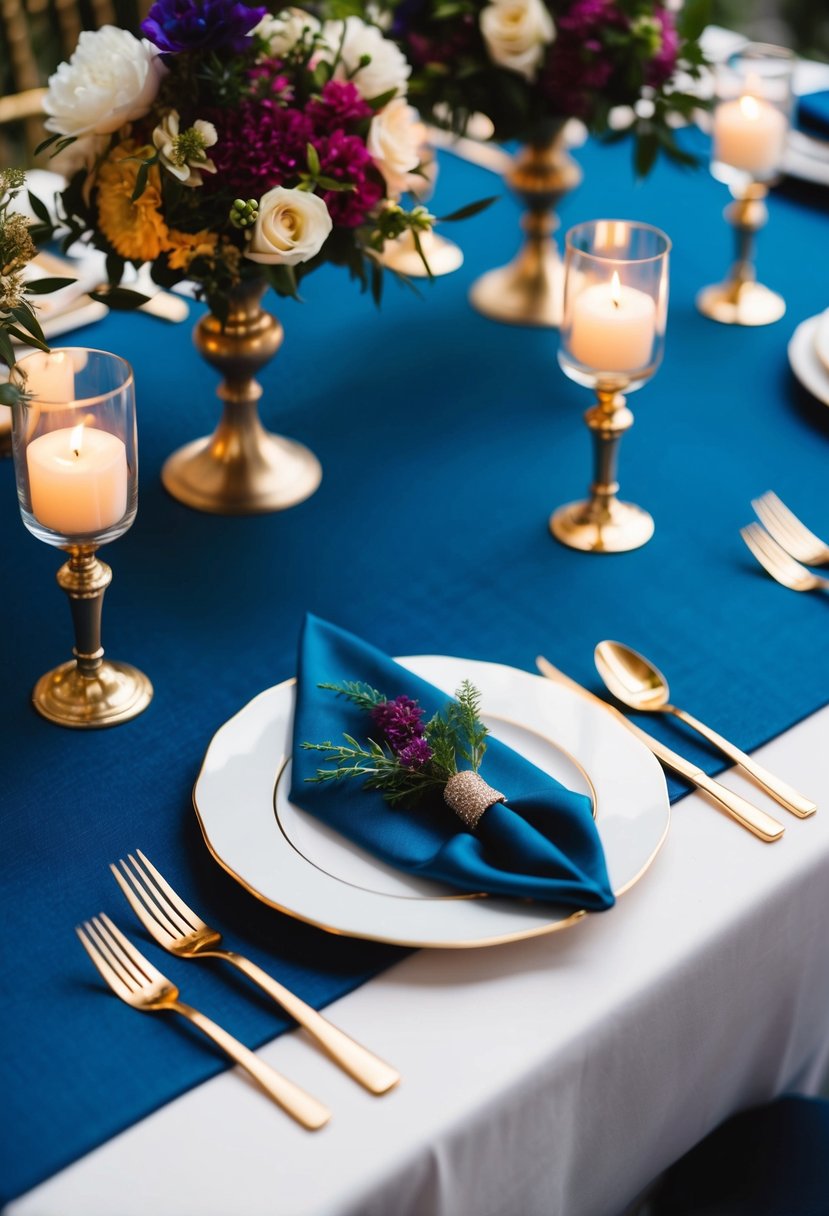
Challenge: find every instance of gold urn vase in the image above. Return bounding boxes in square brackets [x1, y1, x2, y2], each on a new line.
[161, 279, 321, 514]
[469, 125, 582, 328]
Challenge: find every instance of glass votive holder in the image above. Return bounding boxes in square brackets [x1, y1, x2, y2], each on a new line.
[699, 42, 795, 326]
[551, 220, 670, 554]
[11, 348, 152, 727]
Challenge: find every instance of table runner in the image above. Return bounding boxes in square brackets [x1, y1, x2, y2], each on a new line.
[2, 125, 829, 1206]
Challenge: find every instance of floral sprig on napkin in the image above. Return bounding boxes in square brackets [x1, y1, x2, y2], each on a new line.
[302, 679, 489, 806]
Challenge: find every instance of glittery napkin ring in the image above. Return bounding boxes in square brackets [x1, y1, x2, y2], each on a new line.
[444, 770, 506, 830]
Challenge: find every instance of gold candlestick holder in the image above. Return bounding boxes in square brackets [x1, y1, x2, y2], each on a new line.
[550, 388, 653, 553]
[34, 545, 153, 727]
[551, 220, 670, 554]
[11, 348, 152, 728]
[696, 183, 785, 326]
[698, 42, 794, 327]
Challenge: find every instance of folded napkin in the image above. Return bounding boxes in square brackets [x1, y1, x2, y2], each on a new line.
[289, 616, 615, 911]
[799, 92, 829, 140]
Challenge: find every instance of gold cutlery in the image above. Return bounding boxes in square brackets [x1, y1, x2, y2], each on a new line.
[752, 491, 829, 566]
[594, 640, 815, 818]
[535, 656, 785, 842]
[741, 522, 829, 594]
[77, 913, 331, 1130]
[112, 850, 400, 1096]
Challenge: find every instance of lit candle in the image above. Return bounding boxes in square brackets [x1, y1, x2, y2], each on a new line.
[569, 272, 657, 372]
[26, 423, 128, 535]
[23, 350, 76, 402]
[713, 93, 787, 177]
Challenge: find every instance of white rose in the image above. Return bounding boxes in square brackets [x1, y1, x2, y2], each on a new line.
[368, 100, 425, 196]
[479, 0, 555, 81]
[254, 8, 319, 58]
[320, 17, 410, 101]
[245, 187, 333, 266]
[44, 26, 164, 137]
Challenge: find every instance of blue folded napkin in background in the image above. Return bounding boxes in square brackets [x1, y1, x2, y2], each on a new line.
[290, 615, 615, 911]
[799, 92, 829, 139]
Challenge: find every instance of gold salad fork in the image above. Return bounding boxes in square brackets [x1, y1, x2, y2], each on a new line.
[112, 850, 400, 1095]
[752, 491, 829, 566]
[741, 523, 829, 594]
[77, 914, 330, 1130]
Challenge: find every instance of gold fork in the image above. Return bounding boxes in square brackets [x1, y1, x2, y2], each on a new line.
[752, 492, 829, 566]
[741, 523, 829, 594]
[77, 913, 330, 1130]
[111, 850, 400, 1095]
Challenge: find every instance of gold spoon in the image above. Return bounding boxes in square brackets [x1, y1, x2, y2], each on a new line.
[594, 640, 816, 819]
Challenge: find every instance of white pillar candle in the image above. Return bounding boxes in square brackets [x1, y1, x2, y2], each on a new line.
[27, 424, 128, 535]
[713, 93, 787, 177]
[23, 350, 76, 402]
[569, 273, 657, 372]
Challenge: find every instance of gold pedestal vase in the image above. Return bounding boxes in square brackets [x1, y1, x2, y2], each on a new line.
[469, 127, 582, 328]
[162, 279, 322, 515]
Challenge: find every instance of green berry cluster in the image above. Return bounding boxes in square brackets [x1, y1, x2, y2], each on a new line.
[229, 198, 259, 230]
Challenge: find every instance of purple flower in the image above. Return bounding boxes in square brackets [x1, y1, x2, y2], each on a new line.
[397, 737, 433, 770]
[141, 0, 266, 54]
[371, 695, 427, 752]
[306, 81, 372, 128]
[207, 100, 313, 195]
[316, 130, 383, 227]
[646, 7, 679, 87]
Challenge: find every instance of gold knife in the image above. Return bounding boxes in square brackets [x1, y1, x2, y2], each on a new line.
[536, 656, 785, 843]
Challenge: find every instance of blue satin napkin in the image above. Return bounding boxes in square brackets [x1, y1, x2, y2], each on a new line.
[799, 92, 829, 139]
[289, 615, 615, 911]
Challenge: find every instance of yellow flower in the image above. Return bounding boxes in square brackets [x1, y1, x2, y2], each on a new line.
[97, 140, 170, 261]
[167, 227, 217, 271]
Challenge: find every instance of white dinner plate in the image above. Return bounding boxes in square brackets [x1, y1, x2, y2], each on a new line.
[194, 657, 670, 948]
[788, 312, 829, 407]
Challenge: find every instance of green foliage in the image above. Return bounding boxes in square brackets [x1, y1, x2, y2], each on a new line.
[305, 680, 491, 809]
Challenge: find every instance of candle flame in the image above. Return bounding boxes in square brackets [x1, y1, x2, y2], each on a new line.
[70, 422, 85, 458]
[610, 271, 622, 309]
[739, 93, 761, 121]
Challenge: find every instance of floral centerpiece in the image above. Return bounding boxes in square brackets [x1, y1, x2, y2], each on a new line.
[373, 0, 710, 324]
[32, 2, 478, 511]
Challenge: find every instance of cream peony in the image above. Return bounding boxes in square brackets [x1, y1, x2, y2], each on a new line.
[479, 0, 555, 81]
[245, 187, 333, 266]
[253, 8, 320, 57]
[320, 17, 410, 101]
[367, 100, 425, 196]
[44, 26, 164, 137]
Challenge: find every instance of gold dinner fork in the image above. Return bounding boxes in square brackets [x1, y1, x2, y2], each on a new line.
[741, 523, 829, 594]
[76, 913, 331, 1130]
[752, 491, 829, 566]
[112, 850, 400, 1095]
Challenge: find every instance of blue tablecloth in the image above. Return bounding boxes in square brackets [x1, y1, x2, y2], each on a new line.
[2, 127, 829, 1205]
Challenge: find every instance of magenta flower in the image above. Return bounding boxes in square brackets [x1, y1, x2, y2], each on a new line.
[647, 7, 679, 86]
[141, 0, 266, 54]
[207, 100, 314, 196]
[316, 131, 384, 227]
[371, 695, 427, 751]
[398, 737, 433, 770]
[306, 81, 372, 127]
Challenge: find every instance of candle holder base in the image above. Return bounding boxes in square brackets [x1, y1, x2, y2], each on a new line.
[469, 248, 564, 328]
[33, 658, 153, 728]
[550, 498, 654, 553]
[381, 229, 463, 277]
[696, 279, 785, 327]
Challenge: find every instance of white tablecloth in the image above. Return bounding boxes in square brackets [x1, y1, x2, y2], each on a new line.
[9, 704, 829, 1216]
